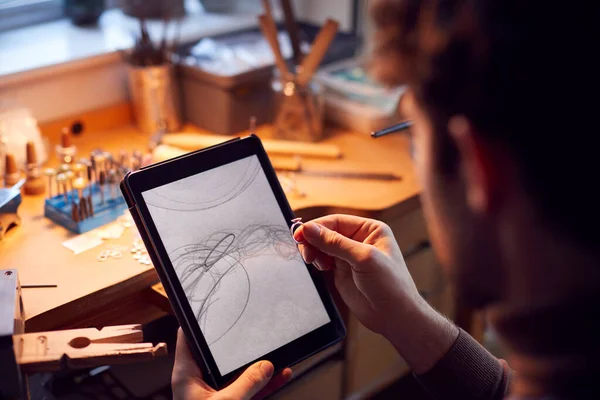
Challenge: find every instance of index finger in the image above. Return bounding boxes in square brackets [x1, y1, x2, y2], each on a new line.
[294, 214, 381, 244]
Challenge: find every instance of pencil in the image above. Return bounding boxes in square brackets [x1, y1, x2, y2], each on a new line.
[21, 284, 58, 289]
[371, 120, 413, 138]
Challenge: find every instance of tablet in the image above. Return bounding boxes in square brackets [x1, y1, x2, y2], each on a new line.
[120, 135, 345, 389]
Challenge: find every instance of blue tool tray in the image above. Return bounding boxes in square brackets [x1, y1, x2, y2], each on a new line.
[44, 183, 127, 234]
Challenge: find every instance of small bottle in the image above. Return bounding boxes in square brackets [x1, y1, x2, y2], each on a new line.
[56, 128, 77, 164]
[3, 153, 21, 187]
[24, 142, 45, 195]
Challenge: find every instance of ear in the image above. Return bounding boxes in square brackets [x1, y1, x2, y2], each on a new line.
[447, 116, 501, 215]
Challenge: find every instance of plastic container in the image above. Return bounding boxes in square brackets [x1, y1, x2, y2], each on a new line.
[175, 24, 361, 135]
[177, 59, 275, 135]
[315, 58, 407, 134]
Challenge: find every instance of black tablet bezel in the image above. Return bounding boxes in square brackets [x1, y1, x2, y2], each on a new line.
[121, 135, 346, 389]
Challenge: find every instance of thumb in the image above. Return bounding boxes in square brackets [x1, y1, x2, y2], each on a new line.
[220, 361, 274, 400]
[301, 222, 371, 265]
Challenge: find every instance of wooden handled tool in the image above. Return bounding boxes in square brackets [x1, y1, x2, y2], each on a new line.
[261, 0, 273, 18]
[281, 0, 303, 66]
[160, 133, 342, 159]
[296, 19, 339, 87]
[258, 15, 291, 80]
[15, 324, 167, 373]
[153, 144, 303, 171]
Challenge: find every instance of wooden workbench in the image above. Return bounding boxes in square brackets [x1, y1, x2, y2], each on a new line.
[0, 106, 421, 333]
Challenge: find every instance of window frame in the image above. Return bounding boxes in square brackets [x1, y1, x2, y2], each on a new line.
[0, 0, 64, 32]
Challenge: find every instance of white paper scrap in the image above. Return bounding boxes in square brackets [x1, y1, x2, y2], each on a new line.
[62, 235, 104, 255]
[97, 223, 126, 240]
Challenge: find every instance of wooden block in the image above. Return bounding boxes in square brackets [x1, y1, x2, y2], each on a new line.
[160, 133, 342, 159]
[15, 324, 167, 373]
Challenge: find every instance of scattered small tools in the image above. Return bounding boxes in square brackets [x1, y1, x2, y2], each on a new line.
[43, 148, 151, 232]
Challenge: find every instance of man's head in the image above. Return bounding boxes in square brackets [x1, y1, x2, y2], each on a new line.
[370, 0, 599, 308]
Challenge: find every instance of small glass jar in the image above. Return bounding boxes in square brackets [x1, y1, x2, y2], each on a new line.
[271, 77, 325, 142]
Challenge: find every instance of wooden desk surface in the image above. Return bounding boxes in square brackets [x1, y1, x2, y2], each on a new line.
[0, 122, 420, 332]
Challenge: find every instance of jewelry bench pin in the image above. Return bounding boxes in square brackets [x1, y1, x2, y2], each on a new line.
[15, 324, 167, 373]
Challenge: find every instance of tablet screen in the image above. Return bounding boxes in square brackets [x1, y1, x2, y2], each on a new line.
[141, 155, 330, 375]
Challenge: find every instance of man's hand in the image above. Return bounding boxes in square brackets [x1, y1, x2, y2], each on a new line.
[295, 214, 459, 374]
[296, 214, 420, 335]
[172, 329, 293, 400]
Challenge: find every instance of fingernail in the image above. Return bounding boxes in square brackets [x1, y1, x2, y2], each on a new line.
[313, 260, 323, 271]
[261, 361, 274, 379]
[300, 251, 309, 264]
[303, 223, 321, 239]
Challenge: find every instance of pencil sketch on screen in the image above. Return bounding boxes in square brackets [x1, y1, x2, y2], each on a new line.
[142, 155, 330, 375]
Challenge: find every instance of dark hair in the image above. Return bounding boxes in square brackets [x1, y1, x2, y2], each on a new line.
[370, 0, 599, 251]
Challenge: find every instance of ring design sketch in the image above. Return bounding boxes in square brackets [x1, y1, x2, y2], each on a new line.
[290, 218, 305, 245]
[171, 224, 300, 345]
[144, 157, 261, 212]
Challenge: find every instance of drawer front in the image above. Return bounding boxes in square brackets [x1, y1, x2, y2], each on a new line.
[272, 360, 344, 400]
[344, 313, 409, 398]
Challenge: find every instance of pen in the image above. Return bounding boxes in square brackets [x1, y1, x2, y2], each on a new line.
[21, 284, 58, 289]
[371, 120, 413, 138]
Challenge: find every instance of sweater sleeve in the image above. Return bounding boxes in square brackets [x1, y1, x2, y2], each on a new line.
[415, 329, 511, 400]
